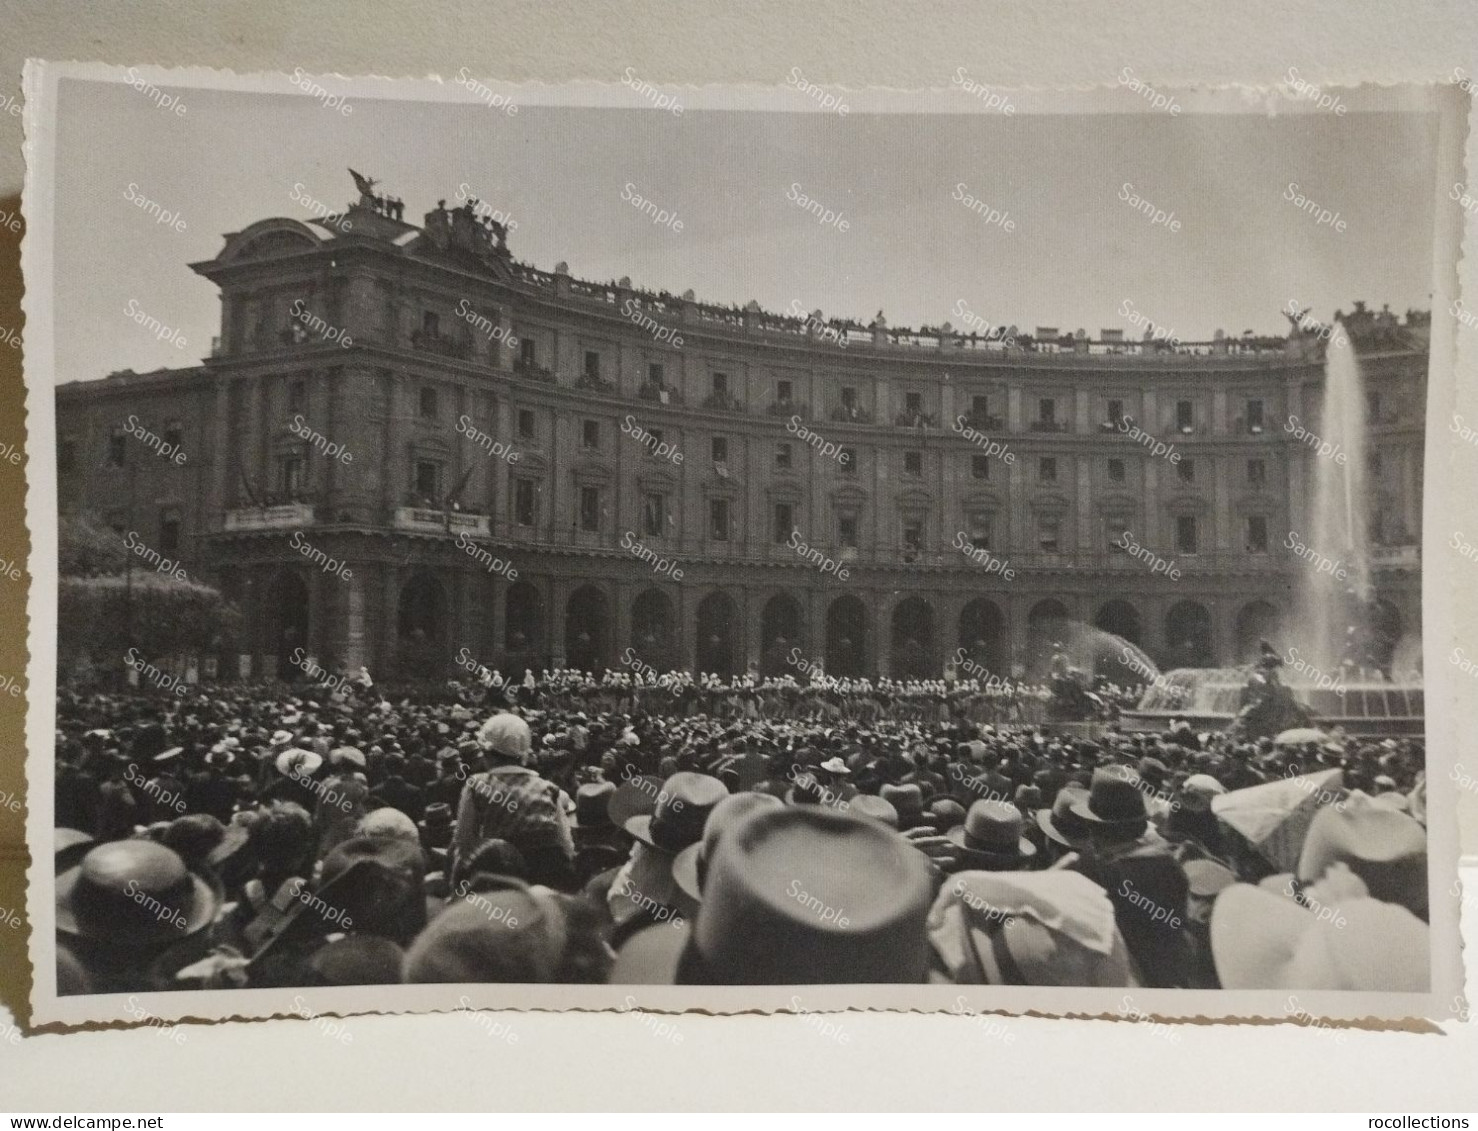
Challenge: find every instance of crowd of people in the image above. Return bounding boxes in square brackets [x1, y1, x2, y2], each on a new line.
[50, 666, 1430, 995]
[473, 665, 1151, 725]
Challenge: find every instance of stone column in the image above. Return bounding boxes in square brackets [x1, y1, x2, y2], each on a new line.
[550, 576, 569, 668]
[380, 562, 400, 675]
[874, 590, 892, 679]
[343, 568, 367, 671]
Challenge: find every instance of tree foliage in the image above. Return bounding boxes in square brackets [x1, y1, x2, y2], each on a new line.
[58, 511, 242, 672]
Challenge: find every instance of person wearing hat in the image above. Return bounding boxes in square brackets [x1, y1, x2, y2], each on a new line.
[419, 801, 456, 861]
[927, 868, 1134, 986]
[608, 772, 727, 944]
[569, 781, 626, 886]
[879, 782, 927, 830]
[1293, 795, 1428, 920]
[56, 839, 223, 993]
[1165, 772, 1227, 856]
[817, 756, 858, 802]
[405, 878, 610, 985]
[454, 711, 576, 893]
[671, 792, 785, 905]
[1209, 880, 1428, 991]
[617, 805, 934, 984]
[1066, 767, 1191, 988]
[944, 799, 1039, 873]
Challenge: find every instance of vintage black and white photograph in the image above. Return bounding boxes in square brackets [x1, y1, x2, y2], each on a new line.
[20, 65, 1466, 1026]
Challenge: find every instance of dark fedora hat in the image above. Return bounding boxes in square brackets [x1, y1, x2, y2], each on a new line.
[625, 773, 729, 855]
[607, 776, 665, 829]
[1035, 786, 1094, 850]
[676, 806, 933, 984]
[672, 791, 784, 902]
[945, 799, 1037, 865]
[1070, 768, 1149, 828]
[56, 839, 221, 948]
[571, 781, 617, 829]
[879, 783, 925, 823]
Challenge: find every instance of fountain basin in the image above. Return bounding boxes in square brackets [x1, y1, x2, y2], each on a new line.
[1119, 667, 1423, 738]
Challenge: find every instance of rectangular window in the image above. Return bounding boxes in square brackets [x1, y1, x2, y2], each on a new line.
[1176, 399, 1194, 431]
[1248, 458, 1266, 487]
[1107, 458, 1126, 483]
[520, 337, 536, 366]
[972, 394, 990, 418]
[419, 386, 438, 419]
[579, 486, 601, 532]
[517, 409, 536, 439]
[709, 498, 730, 541]
[422, 311, 440, 337]
[1038, 397, 1056, 425]
[838, 514, 859, 547]
[1246, 515, 1269, 553]
[1038, 515, 1061, 553]
[582, 419, 600, 450]
[642, 492, 665, 537]
[584, 351, 601, 379]
[712, 436, 729, 464]
[773, 502, 794, 543]
[280, 454, 305, 497]
[971, 455, 991, 480]
[1177, 515, 1199, 555]
[841, 386, 857, 410]
[904, 450, 922, 477]
[1246, 399, 1265, 432]
[1039, 456, 1057, 483]
[646, 428, 664, 453]
[712, 372, 729, 397]
[289, 380, 306, 413]
[839, 446, 857, 473]
[777, 379, 794, 403]
[514, 478, 536, 526]
[1178, 459, 1195, 484]
[902, 521, 924, 557]
[648, 362, 664, 385]
[108, 427, 128, 468]
[1107, 399, 1125, 426]
[164, 419, 183, 451]
[775, 442, 793, 470]
[159, 509, 181, 555]
[969, 516, 993, 551]
[905, 392, 922, 414]
[414, 459, 440, 501]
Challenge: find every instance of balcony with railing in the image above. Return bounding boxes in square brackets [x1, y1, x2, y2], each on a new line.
[222, 500, 315, 532]
[962, 410, 1005, 430]
[393, 504, 491, 537]
[702, 390, 747, 414]
[513, 357, 556, 383]
[1029, 418, 1069, 433]
[895, 410, 939, 429]
[637, 381, 683, 405]
[576, 372, 619, 395]
[410, 328, 472, 360]
[830, 403, 875, 424]
[767, 397, 804, 418]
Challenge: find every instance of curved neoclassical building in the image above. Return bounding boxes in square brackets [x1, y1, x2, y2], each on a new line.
[55, 190, 1428, 683]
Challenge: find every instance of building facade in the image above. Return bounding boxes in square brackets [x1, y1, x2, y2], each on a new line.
[55, 188, 1428, 683]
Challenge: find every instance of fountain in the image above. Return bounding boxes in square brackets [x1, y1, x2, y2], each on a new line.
[1119, 309, 1423, 738]
[1302, 331, 1372, 672]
